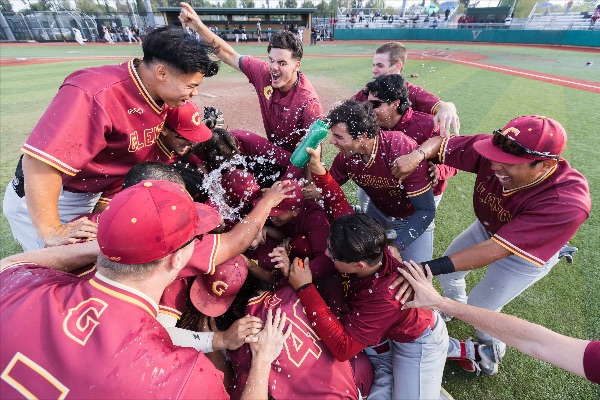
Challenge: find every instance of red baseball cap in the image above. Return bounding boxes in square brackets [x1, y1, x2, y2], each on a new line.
[97, 180, 221, 264]
[253, 180, 304, 216]
[221, 169, 261, 208]
[473, 115, 566, 165]
[190, 255, 248, 317]
[165, 101, 212, 143]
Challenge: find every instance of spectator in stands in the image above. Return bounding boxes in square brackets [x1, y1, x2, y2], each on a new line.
[565, 0, 573, 14]
[256, 20, 261, 43]
[590, 5, 600, 29]
[504, 13, 513, 29]
[445, 8, 450, 21]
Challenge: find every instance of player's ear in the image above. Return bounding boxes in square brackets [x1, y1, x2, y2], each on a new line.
[155, 64, 168, 82]
[294, 59, 301, 71]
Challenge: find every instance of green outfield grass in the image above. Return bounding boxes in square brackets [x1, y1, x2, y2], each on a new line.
[0, 42, 598, 399]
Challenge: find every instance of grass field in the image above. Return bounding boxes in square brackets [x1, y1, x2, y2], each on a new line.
[0, 41, 599, 399]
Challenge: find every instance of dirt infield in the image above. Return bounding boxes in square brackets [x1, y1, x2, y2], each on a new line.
[2, 46, 598, 93]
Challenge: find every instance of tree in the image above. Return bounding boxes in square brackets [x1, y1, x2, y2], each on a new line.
[301, 0, 314, 7]
[365, 0, 386, 8]
[0, 0, 13, 11]
[223, 0, 237, 7]
[284, 0, 297, 8]
[316, 0, 327, 13]
[247, 0, 255, 6]
[75, 0, 104, 13]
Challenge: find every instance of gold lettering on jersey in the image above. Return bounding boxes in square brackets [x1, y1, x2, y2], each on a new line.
[128, 123, 163, 152]
[263, 86, 273, 100]
[477, 182, 512, 222]
[1, 352, 69, 399]
[283, 300, 323, 367]
[212, 281, 228, 296]
[350, 173, 400, 190]
[63, 298, 108, 346]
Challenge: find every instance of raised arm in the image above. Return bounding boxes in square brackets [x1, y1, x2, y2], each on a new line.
[399, 262, 591, 381]
[179, 2, 242, 70]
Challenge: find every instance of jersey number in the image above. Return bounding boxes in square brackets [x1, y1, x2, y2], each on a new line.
[62, 298, 108, 346]
[1, 352, 69, 399]
[284, 300, 323, 368]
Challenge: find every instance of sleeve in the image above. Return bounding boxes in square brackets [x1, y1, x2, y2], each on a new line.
[583, 340, 600, 384]
[22, 85, 111, 176]
[435, 164, 458, 181]
[406, 82, 441, 115]
[438, 135, 487, 173]
[394, 189, 435, 251]
[179, 234, 220, 277]
[311, 170, 354, 220]
[159, 277, 191, 320]
[239, 56, 267, 86]
[491, 203, 589, 267]
[297, 284, 368, 361]
[351, 88, 369, 102]
[164, 327, 215, 353]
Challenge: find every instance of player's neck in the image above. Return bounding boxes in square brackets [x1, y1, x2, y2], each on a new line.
[136, 61, 164, 107]
[359, 137, 376, 163]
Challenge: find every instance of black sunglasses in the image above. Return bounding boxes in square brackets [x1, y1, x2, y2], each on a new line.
[174, 234, 204, 253]
[368, 99, 390, 109]
[492, 129, 560, 160]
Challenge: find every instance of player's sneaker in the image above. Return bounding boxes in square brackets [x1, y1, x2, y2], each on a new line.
[558, 244, 578, 264]
[477, 342, 503, 376]
[439, 386, 454, 400]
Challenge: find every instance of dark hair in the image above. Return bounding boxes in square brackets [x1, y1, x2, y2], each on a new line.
[142, 26, 220, 76]
[366, 74, 411, 116]
[200, 128, 241, 171]
[329, 213, 386, 265]
[122, 162, 185, 189]
[327, 100, 380, 139]
[172, 162, 207, 202]
[268, 30, 303, 60]
[375, 42, 407, 67]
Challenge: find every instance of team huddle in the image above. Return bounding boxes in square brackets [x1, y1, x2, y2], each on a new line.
[1, 2, 598, 399]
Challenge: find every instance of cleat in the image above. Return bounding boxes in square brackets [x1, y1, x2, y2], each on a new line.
[477, 342, 503, 376]
[558, 245, 578, 264]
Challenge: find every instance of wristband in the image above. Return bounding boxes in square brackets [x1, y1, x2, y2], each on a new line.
[421, 256, 455, 276]
[296, 283, 312, 293]
[416, 148, 427, 161]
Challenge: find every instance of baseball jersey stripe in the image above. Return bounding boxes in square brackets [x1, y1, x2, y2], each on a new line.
[407, 183, 433, 197]
[21, 146, 79, 176]
[158, 306, 182, 320]
[156, 137, 173, 158]
[0, 261, 25, 272]
[207, 235, 220, 275]
[491, 235, 544, 267]
[430, 101, 442, 115]
[97, 197, 111, 205]
[365, 136, 380, 168]
[247, 291, 269, 306]
[74, 265, 96, 277]
[438, 136, 451, 164]
[89, 277, 157, 317]
[128, 60, 163, 114]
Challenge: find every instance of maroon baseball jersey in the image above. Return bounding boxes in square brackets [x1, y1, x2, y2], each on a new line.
[239, 56, 323, 152]
[330, 131, 432, 218]
[228, 283, 361, 400]
[584, 341, 600, 384]
[389, 107, 458, 196]
[439, 135, 591, 266]
[159, 234, 220, 319]
[22, 59, 168, 194]
[344, 249, 433, 345]
[0, 263, 228, 399]
[352, 81, 441, 115]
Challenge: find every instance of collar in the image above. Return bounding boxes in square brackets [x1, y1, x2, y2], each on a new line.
[90, 272, 159, 317]
[129, 58, 164, 114]
[393, 107, 413, 130]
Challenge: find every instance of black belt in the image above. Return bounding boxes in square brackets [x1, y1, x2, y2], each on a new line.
[11, 154, 25, 198]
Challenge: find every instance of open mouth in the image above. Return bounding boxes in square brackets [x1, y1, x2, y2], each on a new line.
[495, 174, 511, 184]
[271, 72, 281, 84]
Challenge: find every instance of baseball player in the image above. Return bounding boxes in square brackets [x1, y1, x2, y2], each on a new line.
[179, 3, 323, 152]
[72, 27, 85, 45]
[390, 115, 591, 375]
[225, 275, 374, 399]
[400, 261, 600, 385]
[325, 100, 436, 263]
[352, 41, 459, 136]
[284, 213, 449, 400]
[0, 180, 289, 398]
[3, 26, 219, 251]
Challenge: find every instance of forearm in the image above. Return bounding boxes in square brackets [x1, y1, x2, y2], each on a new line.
[395, 191, 435, 251]
[22, 155, 63, 237]
[185, 18, 240, 70]
[448, 239, 512, 272]
[165, 326, 215, 352]
[417, 136, 444, 160]
[240, 356, 271, 400]
[311, 170, 353, 220]
[438, 297, 588, 378]
[0, 240, 99, 272]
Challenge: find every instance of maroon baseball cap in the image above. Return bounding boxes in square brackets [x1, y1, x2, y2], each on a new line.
[473, 115, 566, 165]
[253, 180, 304, 216]
[97, 180, 221, 264]
[165, 101, 212, 143]
[190, 255, 249, 317]
[221, 169, 261, 208]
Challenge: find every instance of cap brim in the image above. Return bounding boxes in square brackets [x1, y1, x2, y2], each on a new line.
[189, 278, 233, 317]
[195, 203, 223, 235]
[473, 138, 534, 165]
[179, 123, 212, 143]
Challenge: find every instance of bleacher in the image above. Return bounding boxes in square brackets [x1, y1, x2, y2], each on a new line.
[525, 11, 596, 30]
